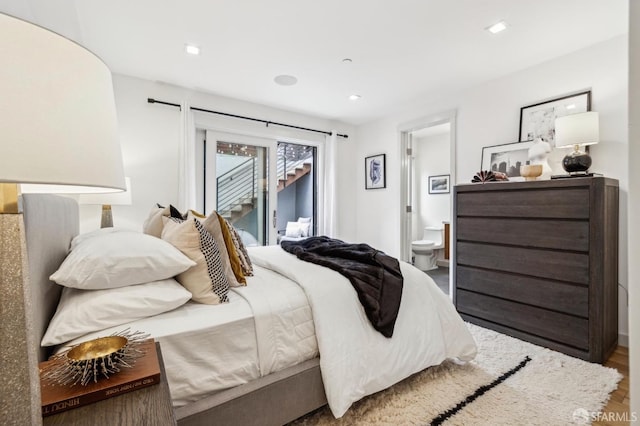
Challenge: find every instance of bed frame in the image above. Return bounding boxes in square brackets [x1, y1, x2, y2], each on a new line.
[23, 194, 327, 425]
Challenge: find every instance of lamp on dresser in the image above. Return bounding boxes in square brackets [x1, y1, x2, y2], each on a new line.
[0, 13, 125, 425]
[555, 111, 600, 175]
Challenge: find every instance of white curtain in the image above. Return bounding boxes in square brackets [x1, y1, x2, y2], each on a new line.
[178, 102, 197, 211]
[322, 131, 338, 237]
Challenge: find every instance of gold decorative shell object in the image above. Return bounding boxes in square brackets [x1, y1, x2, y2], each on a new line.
[42, 329, 149, 386]
[67, 336, 127, 361]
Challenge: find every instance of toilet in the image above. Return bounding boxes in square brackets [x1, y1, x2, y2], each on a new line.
[412, 227, 444, 271]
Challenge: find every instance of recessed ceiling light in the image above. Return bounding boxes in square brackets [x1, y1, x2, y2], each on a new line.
[185, 44, 200, 55]
[348, 94, 361, 101]
[486, 21, 507, 34]
[274, 75, 298, 86]
[566, 104, 576, 110]
[342, 58, 353, 63]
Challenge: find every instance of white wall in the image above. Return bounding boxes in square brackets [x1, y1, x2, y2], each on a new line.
[352, 35, 630, 342]
[79, 74, 357, 243]
[627, 0, 639, 416]
[413, 132, 451, 241]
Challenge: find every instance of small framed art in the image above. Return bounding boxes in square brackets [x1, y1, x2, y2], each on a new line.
[519, 90, 591, 147]
[481, 141, 535, 180]
[428, 175, 450, 194]
[365, 154, 386, 190]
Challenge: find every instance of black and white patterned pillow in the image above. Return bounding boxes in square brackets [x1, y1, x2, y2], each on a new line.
[164, 216, 230, 304]
[193, 219, 230, 302]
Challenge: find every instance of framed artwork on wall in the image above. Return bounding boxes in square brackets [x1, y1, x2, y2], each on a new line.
[428, 175, 450, 194]
[481, 141, 535, 181]
[519, 90, 591, 147]
[365, 154, 386, 189]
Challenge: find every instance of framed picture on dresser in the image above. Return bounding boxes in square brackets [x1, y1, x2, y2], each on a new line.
[519, 90, 591, 147]
[481, 141, 535, 180]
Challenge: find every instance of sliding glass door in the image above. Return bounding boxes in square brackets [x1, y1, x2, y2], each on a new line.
[276, 142, 317, 238]
[204, 131, 277, 245]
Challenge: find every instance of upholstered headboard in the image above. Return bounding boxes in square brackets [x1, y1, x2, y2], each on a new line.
[22, 194, 79, 361]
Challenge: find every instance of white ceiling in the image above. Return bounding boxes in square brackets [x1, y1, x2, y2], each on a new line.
[0, 0, 628, 125]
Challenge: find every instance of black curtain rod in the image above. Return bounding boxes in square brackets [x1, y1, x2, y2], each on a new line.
[147, 98, 182, 109]
[147, 98, 348, 139]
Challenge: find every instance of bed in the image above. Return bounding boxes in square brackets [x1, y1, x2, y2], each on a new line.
[23, 194, 476, 425]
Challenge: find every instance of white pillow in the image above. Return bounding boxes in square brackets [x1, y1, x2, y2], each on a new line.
[50, 228, 196, 290]
[299, 222, 311, 237]
[297, 217, 312, 237]
[41, 279, 192, 346]
[285, 221, 302, 238]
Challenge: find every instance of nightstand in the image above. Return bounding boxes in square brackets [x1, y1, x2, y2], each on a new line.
[44, 342, 176, 426]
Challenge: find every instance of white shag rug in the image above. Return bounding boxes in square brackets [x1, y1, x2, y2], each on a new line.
[293, 323, 622, 426]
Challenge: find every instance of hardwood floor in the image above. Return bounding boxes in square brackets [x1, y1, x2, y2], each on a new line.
[594, 346, 632, 425]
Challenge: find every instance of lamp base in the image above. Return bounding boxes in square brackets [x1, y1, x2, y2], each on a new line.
[562, 145, 592, 174]
[0, 214, 43, 425]
[101, 205, 113, 228]
[551, 172, 602, 180]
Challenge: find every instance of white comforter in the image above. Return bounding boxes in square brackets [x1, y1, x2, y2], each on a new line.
[249, 245, 477, 418]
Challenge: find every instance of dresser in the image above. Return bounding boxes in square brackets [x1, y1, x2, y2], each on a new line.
[453, 177, 618, 363]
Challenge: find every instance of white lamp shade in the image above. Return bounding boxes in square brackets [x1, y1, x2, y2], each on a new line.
[0, 13, 125, 193]
[555, 111, 600, 148]
[79, 177, 132, 205]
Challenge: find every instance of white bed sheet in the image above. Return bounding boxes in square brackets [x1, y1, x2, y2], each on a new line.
[58, 264, 318, 407]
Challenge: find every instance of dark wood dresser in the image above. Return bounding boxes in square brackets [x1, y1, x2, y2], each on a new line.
[453, 177, 618, 363]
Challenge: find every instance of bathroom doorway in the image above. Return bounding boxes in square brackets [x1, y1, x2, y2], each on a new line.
[399, 111, 456, 295]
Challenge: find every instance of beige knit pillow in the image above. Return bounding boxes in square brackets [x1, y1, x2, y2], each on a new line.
[161, 217, 230, 304]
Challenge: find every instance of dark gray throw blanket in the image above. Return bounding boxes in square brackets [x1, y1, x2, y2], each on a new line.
[281, 236, 403, 338]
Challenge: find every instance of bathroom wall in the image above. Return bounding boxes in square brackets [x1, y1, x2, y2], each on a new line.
[412, 127, 451, 242]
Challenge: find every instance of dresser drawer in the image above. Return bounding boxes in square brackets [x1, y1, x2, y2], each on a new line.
[456, 188, 589, 219]
[456, 266, 588, 317]
[457, 241, 589, 284]
[457, 290, 589, 350]
[456, 217, 589, 251]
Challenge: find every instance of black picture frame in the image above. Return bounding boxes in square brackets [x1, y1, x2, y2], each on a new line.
[428, 175, 450, 194]
[365, 154, 386, 189]
[519, 90, 591, 147]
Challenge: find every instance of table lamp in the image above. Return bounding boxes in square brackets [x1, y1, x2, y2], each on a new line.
[79, 177, 132, 227]
[555, 111, 599, 175]
[0, 13, 125, 425]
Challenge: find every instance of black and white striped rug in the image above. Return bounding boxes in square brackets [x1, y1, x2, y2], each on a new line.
[293, 324, 621, 426]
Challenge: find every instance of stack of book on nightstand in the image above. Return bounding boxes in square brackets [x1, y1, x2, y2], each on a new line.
[40, 339, 161, 417]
